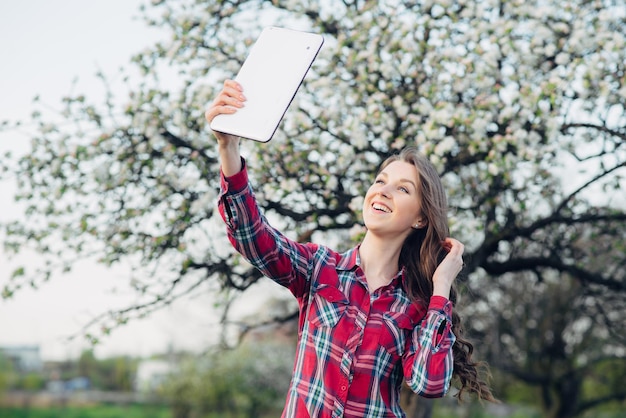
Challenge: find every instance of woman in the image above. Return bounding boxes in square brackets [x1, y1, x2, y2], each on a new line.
[206, 80, 495, 417]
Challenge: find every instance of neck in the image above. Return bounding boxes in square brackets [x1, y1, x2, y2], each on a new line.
[359, 231, 404, 288]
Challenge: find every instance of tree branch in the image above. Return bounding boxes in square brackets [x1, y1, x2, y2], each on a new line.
[482, 256, 625, 291]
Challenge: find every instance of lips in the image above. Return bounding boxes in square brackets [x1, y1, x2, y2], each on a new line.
[372, 202, 391, 213]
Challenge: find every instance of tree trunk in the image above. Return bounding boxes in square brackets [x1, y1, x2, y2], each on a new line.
[555, 375, 581, 418]
[541, 376, 581, 418]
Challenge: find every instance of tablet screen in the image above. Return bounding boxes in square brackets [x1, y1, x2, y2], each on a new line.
[210, 27, 324, 142]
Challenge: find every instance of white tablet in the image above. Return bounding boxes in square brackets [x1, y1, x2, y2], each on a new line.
[210, 26, 324, 142]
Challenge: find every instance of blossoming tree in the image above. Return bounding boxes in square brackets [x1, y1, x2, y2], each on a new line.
[1, 0, 625, 416]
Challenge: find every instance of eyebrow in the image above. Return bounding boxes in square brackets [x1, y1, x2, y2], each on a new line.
[379, 172, 418, 190]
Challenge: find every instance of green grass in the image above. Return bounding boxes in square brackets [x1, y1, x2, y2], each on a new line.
[0, 405, 171, 418]
[4, 404, 624, 418]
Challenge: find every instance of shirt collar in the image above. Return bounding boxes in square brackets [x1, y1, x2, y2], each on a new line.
[337, 246, 360, 271]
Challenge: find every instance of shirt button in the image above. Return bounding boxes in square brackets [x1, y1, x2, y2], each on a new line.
[341, 385, 347, 391]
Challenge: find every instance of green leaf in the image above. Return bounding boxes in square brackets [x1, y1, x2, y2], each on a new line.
[11, 267, 25, 279]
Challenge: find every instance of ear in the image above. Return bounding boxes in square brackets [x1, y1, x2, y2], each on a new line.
[411, 217, 428, 230]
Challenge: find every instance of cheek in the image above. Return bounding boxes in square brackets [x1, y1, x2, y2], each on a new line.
[401, 199, 422, 220]
[362, 188, 375, 209]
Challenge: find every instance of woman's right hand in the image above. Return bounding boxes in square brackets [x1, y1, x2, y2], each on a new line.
[205, 79, 246, 176]
[205, 79, 246, 146]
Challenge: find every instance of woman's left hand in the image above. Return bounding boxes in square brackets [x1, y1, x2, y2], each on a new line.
[432, 238, 465, 299]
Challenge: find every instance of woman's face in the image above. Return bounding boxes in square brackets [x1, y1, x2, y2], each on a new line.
[362, 160, 426, 237]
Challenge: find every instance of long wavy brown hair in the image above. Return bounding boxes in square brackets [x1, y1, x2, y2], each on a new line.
[378, 147, 497, 402]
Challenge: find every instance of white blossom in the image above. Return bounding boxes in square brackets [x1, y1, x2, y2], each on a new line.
[499, 106, 517, 122]
[393, 96, 409, 118]
[175, 174, 198, 190]
[94, 161, 111, 183]
[166, 40, 183, 61]
[555, 52, 570, 66]
[379, 61, 395, 79]
[50, 158, 62, 175]
[434, 136, 457, 156]
[512, 129, 528, 143]
[352, 130, 368, 150]
[423, 121, 443, 140]
[431, 103, 454, 125]
[190, 190, 214, 216]
[262, 183, 277, 201]
[349, 195, 364, 213]
[326, 176, 338, 191]
[488, 163, 499, 176]
[349, 223, 366, 240]
[280, 178, 299, 193]
[319, 215, 333, 227]
[538, 100, 551, 115]
[471, 118, 489, 142]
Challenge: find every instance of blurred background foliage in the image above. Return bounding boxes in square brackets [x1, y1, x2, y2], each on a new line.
[1, 0, 625, 417]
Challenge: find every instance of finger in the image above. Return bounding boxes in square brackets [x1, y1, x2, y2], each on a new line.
[441, 239, 464, 272]
[223, 78, 242, 90]
[440, 238, 456, 253]
[443, 238, 464, 255]
[212, 89, 246, 107]
[206, 86, 246, 123]
[221, 79, 246, 101]
[205, 105, 238, 123]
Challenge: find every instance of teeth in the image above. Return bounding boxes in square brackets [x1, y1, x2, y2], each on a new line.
[373, 204, 391, 213]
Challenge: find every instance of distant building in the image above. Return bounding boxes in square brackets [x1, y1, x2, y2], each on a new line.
[46, 376, 90, 392]
[134, 359, 173, 393]
[0, 345, 43, 372]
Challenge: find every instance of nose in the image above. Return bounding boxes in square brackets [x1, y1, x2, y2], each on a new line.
[378, 184, 391, 198]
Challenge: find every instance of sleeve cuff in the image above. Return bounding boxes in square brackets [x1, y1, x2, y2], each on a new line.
[220, 157, 248, 194]
[428, 295, 453, 318]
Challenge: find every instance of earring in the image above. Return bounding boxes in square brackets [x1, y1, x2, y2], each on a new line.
[412, 223, 420, 229]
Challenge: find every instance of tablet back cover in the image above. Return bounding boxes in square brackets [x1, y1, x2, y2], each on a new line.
[210, 27, 324, 142]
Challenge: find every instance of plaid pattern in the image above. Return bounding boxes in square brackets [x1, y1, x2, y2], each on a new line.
[218, 162, 455, 418]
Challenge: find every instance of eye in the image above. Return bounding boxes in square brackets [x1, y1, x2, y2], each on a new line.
[399, 186, 409, 194]
[375, 179, 385, 185]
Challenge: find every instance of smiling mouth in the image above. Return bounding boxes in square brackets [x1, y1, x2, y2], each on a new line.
[372, 203, 391, 213]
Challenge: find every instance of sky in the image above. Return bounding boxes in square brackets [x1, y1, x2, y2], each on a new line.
[0, 0, 273, 361]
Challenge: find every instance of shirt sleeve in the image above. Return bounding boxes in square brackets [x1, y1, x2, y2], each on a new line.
[217, 159, 317, 298]
[403, 295, 456, 397]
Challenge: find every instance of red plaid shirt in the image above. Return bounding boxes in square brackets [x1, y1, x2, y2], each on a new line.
[218, 161, 455, 418]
